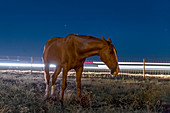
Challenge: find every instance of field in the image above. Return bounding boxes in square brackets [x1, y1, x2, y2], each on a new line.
[0, 70, 170, 113]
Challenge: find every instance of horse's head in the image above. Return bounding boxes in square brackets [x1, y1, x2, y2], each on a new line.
[99, 36, 119, 75]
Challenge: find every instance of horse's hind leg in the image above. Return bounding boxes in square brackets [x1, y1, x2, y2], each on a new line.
[51, 66, 61, 98]
[44, 64, 50, 99]
[60, 65, 68, 107]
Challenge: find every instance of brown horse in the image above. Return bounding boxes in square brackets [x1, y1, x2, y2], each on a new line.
[43, 34, 119, 105]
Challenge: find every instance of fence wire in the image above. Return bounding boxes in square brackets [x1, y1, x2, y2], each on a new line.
[0, 56, 170, 76]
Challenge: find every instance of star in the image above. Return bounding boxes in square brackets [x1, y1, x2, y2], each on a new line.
[64, 24, 67, 28]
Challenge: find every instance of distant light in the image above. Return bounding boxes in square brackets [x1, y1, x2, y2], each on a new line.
[0, 63, 56, 68]
[84, 61, 93, 63]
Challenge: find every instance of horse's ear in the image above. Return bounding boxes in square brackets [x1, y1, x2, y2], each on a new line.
[108, 37, 111, 43]
[102, 36, 108, 44]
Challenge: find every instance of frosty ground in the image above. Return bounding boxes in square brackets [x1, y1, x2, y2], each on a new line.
[0, 70, 170, 113]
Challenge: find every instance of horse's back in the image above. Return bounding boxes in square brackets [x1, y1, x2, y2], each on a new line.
[43, 34, 100, 65]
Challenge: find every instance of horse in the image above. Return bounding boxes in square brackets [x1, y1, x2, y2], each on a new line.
[43, 34, 119, 106]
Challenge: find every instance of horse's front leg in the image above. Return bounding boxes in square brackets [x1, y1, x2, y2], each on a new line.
[60, 65, 68, 107]
[76, 66, 83, 102]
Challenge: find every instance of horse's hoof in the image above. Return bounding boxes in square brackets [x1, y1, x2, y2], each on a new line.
[59, 99, 64, 107]
[51, 92, 57, 101]
[51, 95, 57, 101]
[44, 94, 50, 100]
[76, 97, 81, 103]
[60, 102, 64, 110]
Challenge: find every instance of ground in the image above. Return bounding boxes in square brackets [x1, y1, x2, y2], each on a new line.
[0, 70, 170, 113]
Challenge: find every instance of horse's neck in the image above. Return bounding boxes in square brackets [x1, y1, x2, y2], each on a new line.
[76, 38, 104, 58]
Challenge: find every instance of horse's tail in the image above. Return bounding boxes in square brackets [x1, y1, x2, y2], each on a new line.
[43, 52, 49, 73]
[44, 63, 49, 75]
[42, 46, 49, 76]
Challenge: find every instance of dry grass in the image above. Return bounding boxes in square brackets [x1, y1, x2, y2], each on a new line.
[0, 71, 170, 113]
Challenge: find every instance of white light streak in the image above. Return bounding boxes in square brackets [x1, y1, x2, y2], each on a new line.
[0, 63, 56, 68]
[0, 62, 170, 71]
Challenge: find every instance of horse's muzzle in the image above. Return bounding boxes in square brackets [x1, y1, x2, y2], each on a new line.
[111, 66, 120, 75]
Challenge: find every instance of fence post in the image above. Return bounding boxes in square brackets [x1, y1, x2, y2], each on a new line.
[31, 56, 33, 75]
[143, 58, 145, 79]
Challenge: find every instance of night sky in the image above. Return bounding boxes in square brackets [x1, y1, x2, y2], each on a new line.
[0, 0, 170, 58]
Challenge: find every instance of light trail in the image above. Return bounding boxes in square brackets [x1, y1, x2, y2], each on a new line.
[94, 61, 170, 65]
[0, 62, 170, 71]
[0, 63, 56, 68]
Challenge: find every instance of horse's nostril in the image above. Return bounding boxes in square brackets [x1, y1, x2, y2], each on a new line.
[111, 67, 117, 73]
[111, 66, 119, 75]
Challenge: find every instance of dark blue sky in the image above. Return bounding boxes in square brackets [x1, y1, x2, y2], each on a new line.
[0, 0, 170, 58]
